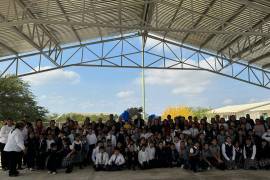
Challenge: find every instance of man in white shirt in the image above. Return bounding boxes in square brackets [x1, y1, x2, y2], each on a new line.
[94, 146, 109, 171]
[108, 148, 125, 171]
[106, 131, 116, 148]
[87, 129, 97, 163]
[189, 123, 199, 138]
[4, 122, 25, 177]
[0, 118, 14, 170]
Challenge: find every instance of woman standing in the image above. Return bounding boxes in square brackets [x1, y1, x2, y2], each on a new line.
[4, 122, 25, 177]
[0, 118, 14, 171]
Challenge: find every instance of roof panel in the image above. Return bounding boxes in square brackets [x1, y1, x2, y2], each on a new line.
[0, 0, 270, 70]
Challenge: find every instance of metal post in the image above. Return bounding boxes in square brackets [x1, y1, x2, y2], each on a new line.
[141, 35, 146, 120]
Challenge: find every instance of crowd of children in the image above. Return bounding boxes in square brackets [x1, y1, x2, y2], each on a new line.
[1, 113, 270, 176]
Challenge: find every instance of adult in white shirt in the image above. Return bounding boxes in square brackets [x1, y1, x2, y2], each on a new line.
[87, 129, 97, 162]
[0, 118, 14, 170]
[4, 122, 25, 177]
[189, 123, 199, 138]
[138, 146, 149, 169]
[108, 148, 125, 171]
[94, 146, 109, 171]
[106, 131, 116, 148]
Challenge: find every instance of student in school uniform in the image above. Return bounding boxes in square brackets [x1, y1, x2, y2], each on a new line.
[126, 144, 138, 170]
[221, 136, 236, 170]
[146, 142, 155, 168]
[138, 145, 149, 169]
[107, 148, 125, 171]
[169, 143, 180, 167]
[243, 138, 258, 170]
[25, 132, 38, 171]
[201, 143, 212, 170]
[209, 138, 225, 170]
[70, 134, 83, 169]
[257, 140, 270, 169]
[92, 141, 103, 163]
[4, 122, 25, 177]
[189, 142, 201, 172]
[234, 141, 243, 169]
[36, 133, 47, 170]
[47, 143, 58, 175]
[94, 146, 109, 171]
[0, 118, 14, 171]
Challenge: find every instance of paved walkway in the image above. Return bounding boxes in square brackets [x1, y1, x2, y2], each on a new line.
[0, 168, 270, 180]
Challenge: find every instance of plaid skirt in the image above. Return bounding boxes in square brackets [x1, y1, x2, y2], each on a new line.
[244, 159, 258, 169]
[224, 160, 235, 169]
[62, 157, 73, 168]
[259, 159, 270, 168]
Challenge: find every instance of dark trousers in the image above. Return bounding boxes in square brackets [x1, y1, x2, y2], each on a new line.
[36, 153, 47, 169]
[88, 144, 95, 163]
[189, 157, 200, 172]
[47, 156, 57, 172]
[7, 151, 20, 176]
[17, 151, 23, 168]
[95, 164, 107, 171]
[26, 152, 35, 168]
[0, 143, 8, 169]
[139, 161, 149, 170]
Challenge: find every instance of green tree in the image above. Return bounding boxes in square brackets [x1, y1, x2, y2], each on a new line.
[191, 107, 212, 119]
[0, 76, 48, 121]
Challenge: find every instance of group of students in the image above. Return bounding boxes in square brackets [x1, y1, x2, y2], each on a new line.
[0, 113, 270, 177]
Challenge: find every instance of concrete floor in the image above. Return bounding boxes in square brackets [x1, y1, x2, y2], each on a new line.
[0, 168, 270, 180]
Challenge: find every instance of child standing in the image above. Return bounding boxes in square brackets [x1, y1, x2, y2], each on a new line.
[47, 143, 58, 175]
[25, 132, 38, 171]
[138, 146, 149, 169]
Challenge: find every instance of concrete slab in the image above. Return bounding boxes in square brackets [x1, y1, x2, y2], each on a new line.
[0, 168, 269, 180]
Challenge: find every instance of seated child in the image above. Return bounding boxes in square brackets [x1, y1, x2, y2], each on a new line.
[108, 148, 125, 171]
[95, 146, 109, 171]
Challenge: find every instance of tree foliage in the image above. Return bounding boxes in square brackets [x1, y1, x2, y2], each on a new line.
[55, 112, 118, 122]
[162, 106, 212, 120]
[162, 106, 193, 120]
[0, 76, 48, 121]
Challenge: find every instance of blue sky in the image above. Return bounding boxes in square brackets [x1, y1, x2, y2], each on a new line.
[2, 34, 268, 115]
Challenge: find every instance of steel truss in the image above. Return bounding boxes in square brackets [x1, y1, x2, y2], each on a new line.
[0, 32, 270, 90]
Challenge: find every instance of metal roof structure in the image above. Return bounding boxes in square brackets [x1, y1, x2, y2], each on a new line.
[1, 0, 270, 89]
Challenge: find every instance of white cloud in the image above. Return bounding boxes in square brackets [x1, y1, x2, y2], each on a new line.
[116, 90, 134, 98]
[22, 66, 80, 86]
[223, 98, 233, 105]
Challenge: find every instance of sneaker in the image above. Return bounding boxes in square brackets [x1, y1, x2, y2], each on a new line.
[181, 165, 184, 169]
[48, 171, 52, 174]
[52, 172, 57, 175]
[29, 168, 34, 171]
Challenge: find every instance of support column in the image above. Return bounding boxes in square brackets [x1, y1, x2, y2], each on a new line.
[141, 35, 146, 120]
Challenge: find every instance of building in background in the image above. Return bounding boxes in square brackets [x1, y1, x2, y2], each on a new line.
[210, 101, 270, 120]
